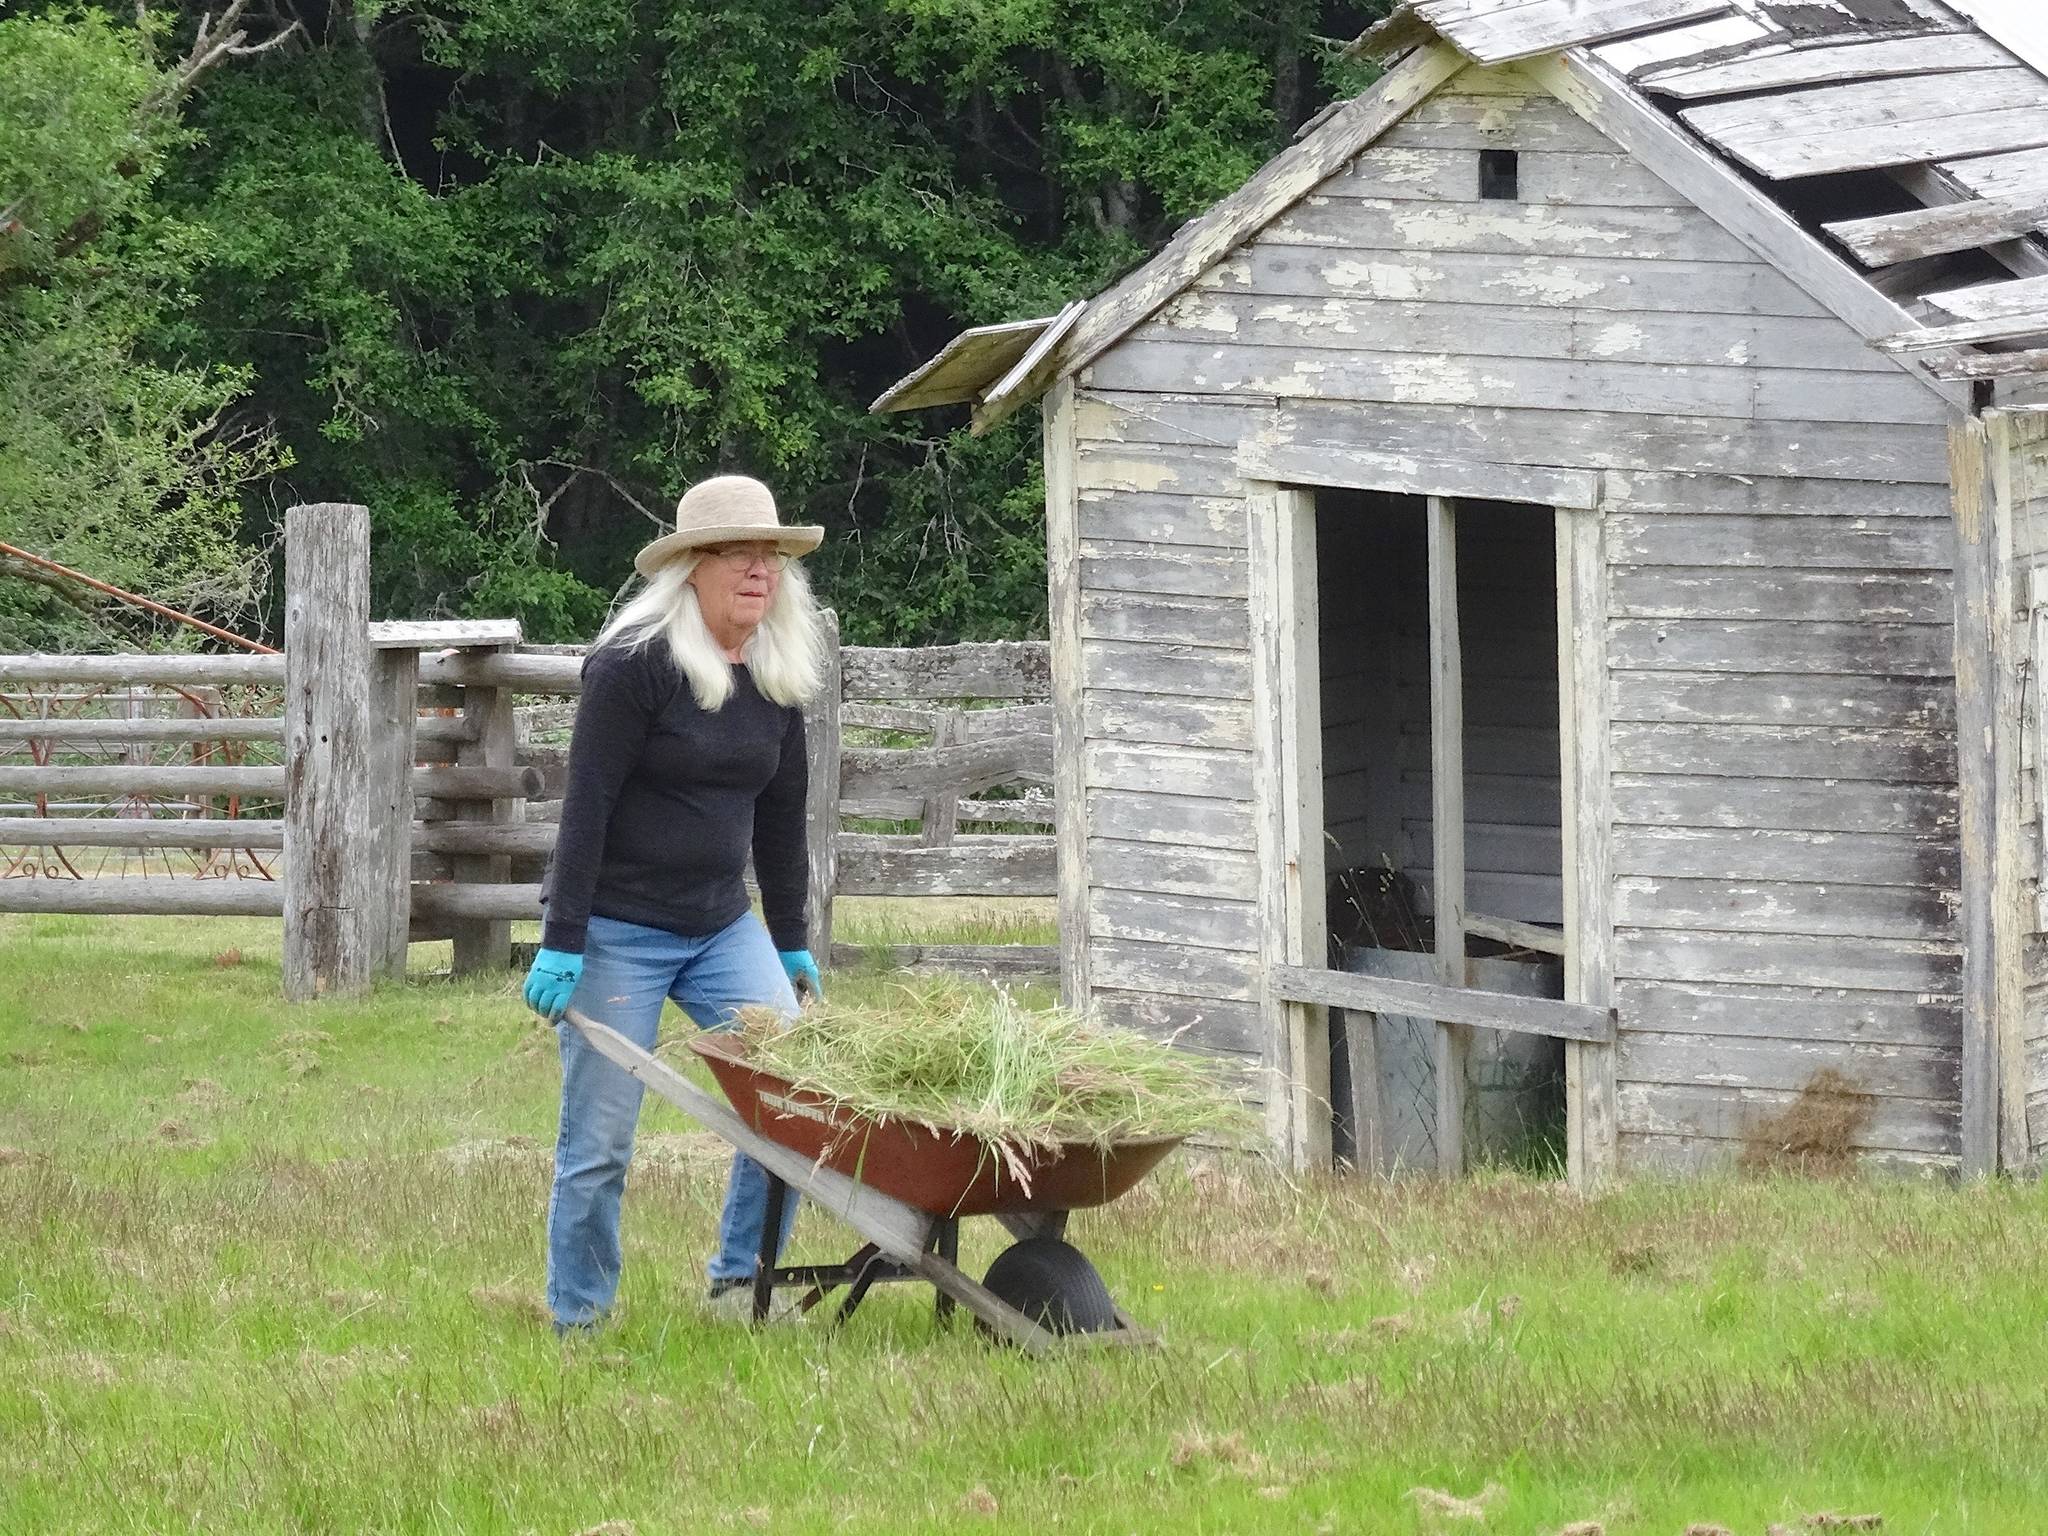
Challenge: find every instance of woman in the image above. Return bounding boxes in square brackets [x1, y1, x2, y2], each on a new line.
[522, 474, 828, 1332]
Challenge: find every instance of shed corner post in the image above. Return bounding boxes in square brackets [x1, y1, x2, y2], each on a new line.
[1951, 412, 2026, 1178]
[282, 502, 378, 1002]
[1248, 479, 1331, 1173]
[1044, 378, 1093, 1014]
[1557, 503, 1618, 1191]
[805, 607, 843, 964]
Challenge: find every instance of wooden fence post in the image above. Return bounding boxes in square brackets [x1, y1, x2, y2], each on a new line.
[366, 649, 418, 976]
[451, 651, 518, 976]
[805, 610, 843, 965]
[283, 503, 380, 1000]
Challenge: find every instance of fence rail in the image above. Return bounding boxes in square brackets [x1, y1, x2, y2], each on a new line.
[0, 503, 1056, 992]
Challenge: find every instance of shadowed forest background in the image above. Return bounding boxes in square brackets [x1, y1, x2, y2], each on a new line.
[1, 0, 1386, 651]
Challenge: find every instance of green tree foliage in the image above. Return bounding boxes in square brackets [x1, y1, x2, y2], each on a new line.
[0, 11, 287, 649]
[3, 1, 1385, 647]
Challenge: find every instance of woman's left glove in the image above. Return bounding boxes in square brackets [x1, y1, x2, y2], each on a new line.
[779, 948, 823, 1002]
[523, 948, 585, 1022]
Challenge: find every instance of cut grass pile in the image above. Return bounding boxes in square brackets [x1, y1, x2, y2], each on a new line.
[734, 978, 1257, 1170]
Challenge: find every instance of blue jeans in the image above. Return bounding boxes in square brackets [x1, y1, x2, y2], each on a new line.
[545, 912, 801, 1328]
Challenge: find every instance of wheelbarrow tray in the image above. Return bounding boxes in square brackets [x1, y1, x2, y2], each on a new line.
[689, 1033, 1180, 1218]
[560, 1008, 1158, 1353]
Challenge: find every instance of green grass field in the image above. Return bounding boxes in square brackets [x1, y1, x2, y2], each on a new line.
[5, 909, 2048, 1534]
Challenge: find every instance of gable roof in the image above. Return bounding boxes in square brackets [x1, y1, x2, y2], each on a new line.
[875, 0, 2048, 425]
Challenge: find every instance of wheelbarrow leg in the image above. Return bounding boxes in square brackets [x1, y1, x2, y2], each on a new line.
[932, 1218, 959, 1328]
[838, 1249, 892, 1322]
[753, 1173, 790, 1324]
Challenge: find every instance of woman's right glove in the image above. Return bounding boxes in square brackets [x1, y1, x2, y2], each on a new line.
[523, 948, 585, 1022]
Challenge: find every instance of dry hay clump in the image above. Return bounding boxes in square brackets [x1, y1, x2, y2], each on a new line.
[732, 978, 1256, 1171]
[1738, 1069, 1874, 1177]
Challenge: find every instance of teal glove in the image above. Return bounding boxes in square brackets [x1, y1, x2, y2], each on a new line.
[523, 948, 585, 1022]
[779, 948, 823, 1002]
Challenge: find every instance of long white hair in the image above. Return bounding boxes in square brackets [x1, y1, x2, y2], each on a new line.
[594, 552, 825, 710]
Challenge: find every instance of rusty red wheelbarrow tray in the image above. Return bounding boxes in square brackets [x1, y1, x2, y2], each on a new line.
[563, 1008, 1172, 1352]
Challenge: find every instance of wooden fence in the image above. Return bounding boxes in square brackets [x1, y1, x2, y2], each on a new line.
[0, 503, 1055, 997]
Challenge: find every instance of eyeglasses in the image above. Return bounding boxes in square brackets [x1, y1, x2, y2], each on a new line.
[705, 545, 791, 572]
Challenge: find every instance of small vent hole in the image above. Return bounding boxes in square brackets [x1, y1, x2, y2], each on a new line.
[1479, 148, 1520, 201]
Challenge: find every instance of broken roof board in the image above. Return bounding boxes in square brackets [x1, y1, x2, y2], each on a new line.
[1679, 67, 2048, 178]
[1926, 271, 2048, 320]
[1941, 146, 2048, 199]
[867, 316, 1053, 414]
[1826, 191, 2048, 266]
[1639, 30, 2013, 96]
[1409, 0, 1734, 64]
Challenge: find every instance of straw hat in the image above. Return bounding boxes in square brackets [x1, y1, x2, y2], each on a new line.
[633, 475, 824, 578]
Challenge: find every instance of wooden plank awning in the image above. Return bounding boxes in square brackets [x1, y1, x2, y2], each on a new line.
[868, 314, 1059, 414]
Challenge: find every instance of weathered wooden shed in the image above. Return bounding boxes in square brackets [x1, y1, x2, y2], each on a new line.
[874, 0, 2048, 1185]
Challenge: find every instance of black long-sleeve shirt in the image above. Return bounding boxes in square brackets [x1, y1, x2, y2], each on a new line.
[539, 640, 809, 955]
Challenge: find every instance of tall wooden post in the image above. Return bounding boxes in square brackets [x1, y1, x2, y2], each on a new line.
[283, 503, 378, 1000]
[1428, 494, 1470, 1177]
[1249, 483, 1331, 1172]
[804, 609, 843, 965]
[1952, 415, 2025, 1177]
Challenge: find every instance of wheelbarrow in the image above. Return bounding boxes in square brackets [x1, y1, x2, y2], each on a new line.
[563, 1008, 1176, 1353]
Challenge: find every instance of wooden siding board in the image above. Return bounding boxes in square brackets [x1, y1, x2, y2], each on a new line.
[1082, 394, 1954, 483]
[1612, 773, 1958, 834]
[1613, 875, 1959, 942]
[1610, 721, 1955, 782]
[1260, 195, 1759, 265]
[1609, 568, 1953, 623]
[1092, 837, 1260, 900]
[1323, 146, 1687, 207]
[1606, 619, 1955, 677]
[1607, 512, 1958, 568]
[1615, 979, 1959, 1050]
[1076, 492, 1248, 551]
[1613, 825, 1961, 887]
[1610, 671, 1956, 729]
[1207, 243, 1837, 317]
[1616, 930, 1961, 993]
[1087, 789, 1257, 851]
[1089, 987, 1264, 1058]
[1088, 339, 1945, 426]
[1162, 292, 1903, 374]
[1617, 1082, 1959, 1158]
[1617, 1029, 1962, 1100]
[1079, 639, 1252, 700]
[1089, 886, 1260, 953]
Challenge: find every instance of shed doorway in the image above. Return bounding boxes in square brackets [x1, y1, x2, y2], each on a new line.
[1317, 491, 1567, 1175]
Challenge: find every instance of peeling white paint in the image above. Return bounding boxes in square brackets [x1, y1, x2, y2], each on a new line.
[1724, 342, 1753, 366]
[1251, 301, 1359, 336]
[1324, 260, 1431, 299]
[1168, 302, 1240, 336]
[1589, 322, 1647, 359]
[1494, 266, 1602, 303]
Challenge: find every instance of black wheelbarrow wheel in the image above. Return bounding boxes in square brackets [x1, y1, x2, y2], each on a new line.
[978, 1237, 1121, 1338]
